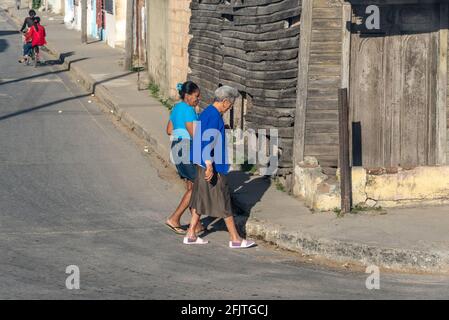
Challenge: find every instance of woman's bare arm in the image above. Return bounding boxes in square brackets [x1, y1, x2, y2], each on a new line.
[185, 122, 194, 138]
[166, 120, 173, 135]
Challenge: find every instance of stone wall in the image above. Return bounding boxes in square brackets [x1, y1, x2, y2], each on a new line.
[114, 0, 127, 48]
[168, 0, 192, 99]
[187, 0, 301, 175]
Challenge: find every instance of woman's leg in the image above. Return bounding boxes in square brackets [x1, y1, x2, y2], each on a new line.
[223, 215, 242, 242]
[166, 180, 193, 228]
[20, 43, 32, 61]
[186, 208, 201, 239]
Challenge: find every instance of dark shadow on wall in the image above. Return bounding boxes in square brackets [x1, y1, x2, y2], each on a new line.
[352, 122, 363, 166]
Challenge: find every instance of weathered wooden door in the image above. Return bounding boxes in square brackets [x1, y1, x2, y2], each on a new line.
[350, 5, 440, 167]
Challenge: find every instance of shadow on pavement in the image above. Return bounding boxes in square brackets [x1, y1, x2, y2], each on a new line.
[0, 57, 88, 86]
[0, 70, 139, 121]
[42, 51, 75, 66]
[0, 30, 20, 36]
[193, 171, 271, 238]
[0, 39, 9, 53]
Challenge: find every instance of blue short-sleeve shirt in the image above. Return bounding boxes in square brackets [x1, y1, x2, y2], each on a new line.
[169, 101, 198, 140]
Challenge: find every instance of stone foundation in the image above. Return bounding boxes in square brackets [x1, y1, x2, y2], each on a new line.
[293, 157, 449, 211]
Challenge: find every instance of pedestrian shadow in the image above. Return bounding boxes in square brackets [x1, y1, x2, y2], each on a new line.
[0, 69, 140, 121]
[194, 171, 271, 238]
[87, 39, 102, 45]
[0, 39, 9, 53]
[0, 30, 20, 36]
[0, 57, 88, 86]
[42, 51, 75, 66]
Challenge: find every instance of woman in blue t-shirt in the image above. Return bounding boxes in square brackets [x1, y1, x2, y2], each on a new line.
[165, 81, 205, 235]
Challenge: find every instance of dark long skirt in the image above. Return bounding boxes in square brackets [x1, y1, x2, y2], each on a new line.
[189, 166, 233, 218]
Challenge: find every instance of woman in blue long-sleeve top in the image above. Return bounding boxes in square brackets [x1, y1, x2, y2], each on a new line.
[184, 86, 256, 249]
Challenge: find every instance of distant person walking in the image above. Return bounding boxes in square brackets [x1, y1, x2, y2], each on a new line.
[165, 81, 204, 235]
[20, 9, 36, 33]
[184, 86, 256, 249]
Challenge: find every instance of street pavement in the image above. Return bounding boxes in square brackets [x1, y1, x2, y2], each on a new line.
[1, 9, 449, 299]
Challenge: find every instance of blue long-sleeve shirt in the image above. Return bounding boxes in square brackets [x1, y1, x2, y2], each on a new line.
[193, 105, 230, 174]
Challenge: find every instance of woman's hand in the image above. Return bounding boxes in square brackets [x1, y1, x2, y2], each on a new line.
[205, 162, 213, 182]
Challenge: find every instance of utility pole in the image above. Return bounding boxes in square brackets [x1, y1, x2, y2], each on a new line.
[338, 88, 352, 213]
[81, 0, 88, 43]
[124, 0, 134, 70]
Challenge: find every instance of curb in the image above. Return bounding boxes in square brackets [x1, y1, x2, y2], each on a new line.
[245, 217, 449, 273]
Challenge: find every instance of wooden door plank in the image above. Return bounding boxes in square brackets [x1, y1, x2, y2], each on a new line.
[437, 4, 448, 164]
[292, 0, 313, 166]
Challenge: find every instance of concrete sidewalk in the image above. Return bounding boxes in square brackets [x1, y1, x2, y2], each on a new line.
[3, 5, 449, 274]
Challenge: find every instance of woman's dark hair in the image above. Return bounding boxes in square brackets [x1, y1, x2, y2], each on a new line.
[29, 10, 36, 17]
[178, 81, 199, 100]
[33, 16, 40, 31]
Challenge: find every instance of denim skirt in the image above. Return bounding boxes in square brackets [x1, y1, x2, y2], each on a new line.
[171, 139, 197, 182]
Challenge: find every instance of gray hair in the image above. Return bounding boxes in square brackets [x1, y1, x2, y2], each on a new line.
[214, 85, 240, 103]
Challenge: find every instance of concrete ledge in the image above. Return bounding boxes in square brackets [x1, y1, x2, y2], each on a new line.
[245, 217, 449, 273]
[294, 155, 449, 211]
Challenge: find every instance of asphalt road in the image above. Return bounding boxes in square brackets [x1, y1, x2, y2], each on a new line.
[1, 10, 449, 300]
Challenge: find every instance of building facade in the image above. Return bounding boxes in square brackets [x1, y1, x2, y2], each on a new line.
[146, 0, 192, 99]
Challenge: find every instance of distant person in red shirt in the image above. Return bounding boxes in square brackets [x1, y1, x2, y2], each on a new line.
[28, 17, 47, 62]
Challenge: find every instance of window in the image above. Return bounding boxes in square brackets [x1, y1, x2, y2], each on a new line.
[104, 0, 113, 14]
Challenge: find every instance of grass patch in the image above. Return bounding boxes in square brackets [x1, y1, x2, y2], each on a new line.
[148, 83, 174, 111]
[333, 204, 385, 217]
[131, 66, 145, 72]
[350, 204, 386, 214]
[333, 207, 344, 218]
[275, 180, 285, 192]
[32, 0, 41, 9]
[148, 83, 160, 96]
[240, 160, 257, 174]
